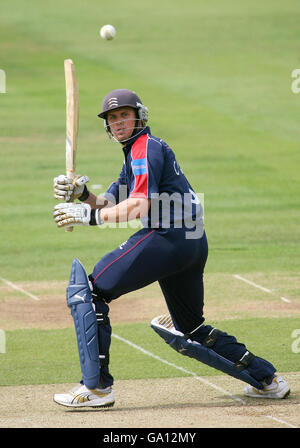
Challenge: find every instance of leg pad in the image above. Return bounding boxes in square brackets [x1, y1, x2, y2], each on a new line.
[67, 259, 100, 389]
[151, 315, 263, 390]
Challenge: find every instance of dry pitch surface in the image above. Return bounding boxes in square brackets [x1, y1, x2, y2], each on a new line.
[0, 274, 299, 428]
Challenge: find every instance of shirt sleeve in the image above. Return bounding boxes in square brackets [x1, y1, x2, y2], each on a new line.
[129, 134, 164, 199]
[104, 161, 129, 204]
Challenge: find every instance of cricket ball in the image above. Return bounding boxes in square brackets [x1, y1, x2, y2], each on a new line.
[100, 24, 116, 40]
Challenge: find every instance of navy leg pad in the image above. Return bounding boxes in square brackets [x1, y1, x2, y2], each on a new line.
[66, 258, 100, 389]
[151, 315, 263, 390]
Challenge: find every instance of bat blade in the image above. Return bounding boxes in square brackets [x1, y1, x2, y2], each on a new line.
[64, 59, 79, 232]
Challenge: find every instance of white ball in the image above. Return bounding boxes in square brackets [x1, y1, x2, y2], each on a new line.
[100, 24, 116, 40]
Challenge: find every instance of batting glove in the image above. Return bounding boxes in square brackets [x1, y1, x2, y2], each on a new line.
[53, 203, 102, 228]
[53, 174, 90, 202]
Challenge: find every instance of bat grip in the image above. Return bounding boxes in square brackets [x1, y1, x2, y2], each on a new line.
[65, 172, 74, 232]
[65, 202, 74, 232]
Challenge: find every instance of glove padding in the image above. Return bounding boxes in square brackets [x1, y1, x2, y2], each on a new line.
[53, 174, 89, 202]
[53, 203, 92, 228]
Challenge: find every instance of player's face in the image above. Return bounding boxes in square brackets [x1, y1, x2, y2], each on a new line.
[107, 107, 137, 142]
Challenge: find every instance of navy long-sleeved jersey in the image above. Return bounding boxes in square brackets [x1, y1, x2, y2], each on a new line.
[104, 127, 204, 236]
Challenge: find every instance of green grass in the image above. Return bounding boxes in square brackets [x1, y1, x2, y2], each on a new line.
[0, 318, 298, 386]
[1, 0, 300, 280]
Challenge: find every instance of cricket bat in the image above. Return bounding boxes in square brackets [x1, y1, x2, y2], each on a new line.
[64, 59, 79, 232]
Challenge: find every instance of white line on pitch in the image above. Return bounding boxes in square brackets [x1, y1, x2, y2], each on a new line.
[234, 274, 291, 303]
[280, 296, 291, 303]
[112, 333, 296, 428]
[0, 277, 40, 301]
[266, 415, 297, 429]
[112, 332, 246, 405]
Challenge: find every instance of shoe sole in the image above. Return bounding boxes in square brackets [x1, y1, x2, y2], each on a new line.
[53, 398, 115, 409]
[283, 389, 291, 399]
[245, 388, 290, 399]
[91, 401, 115, 409]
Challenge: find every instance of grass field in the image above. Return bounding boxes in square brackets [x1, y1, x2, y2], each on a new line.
[0, 0, 300, 429]
[1, 315, 300, 387]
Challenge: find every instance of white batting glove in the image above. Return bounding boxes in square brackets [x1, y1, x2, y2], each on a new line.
[53, 203, 92, 228]
[53, 174, 89, 202]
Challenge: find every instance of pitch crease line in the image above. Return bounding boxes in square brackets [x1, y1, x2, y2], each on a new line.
[266, 415, 297, 429]
[0, 277, 40, 301]
[112, 332, 246, 405]
[234, 274, 291, 303]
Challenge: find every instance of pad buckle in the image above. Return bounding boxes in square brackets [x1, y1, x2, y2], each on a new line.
[234, 351, 255, 371]
[202, 328, 221, 347]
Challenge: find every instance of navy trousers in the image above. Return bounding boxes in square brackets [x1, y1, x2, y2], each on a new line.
[89, 227, 275, 387]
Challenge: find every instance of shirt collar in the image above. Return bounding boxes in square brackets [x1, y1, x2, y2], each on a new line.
[122, 126, 150, 157]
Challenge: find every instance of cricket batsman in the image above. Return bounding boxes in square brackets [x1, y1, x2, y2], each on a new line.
[53, 89, 290, 408]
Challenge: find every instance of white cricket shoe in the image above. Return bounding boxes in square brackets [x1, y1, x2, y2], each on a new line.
[244, 376, 290, 399]
[53, 384, 115, 408]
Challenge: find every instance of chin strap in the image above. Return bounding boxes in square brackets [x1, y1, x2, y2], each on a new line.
[104, 119, 147, 144]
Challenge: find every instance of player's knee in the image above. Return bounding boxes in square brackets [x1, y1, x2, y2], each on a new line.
[89, 272, 121, 302]
[94, 280, 119, 302]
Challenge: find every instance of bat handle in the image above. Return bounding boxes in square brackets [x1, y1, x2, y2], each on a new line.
[65, 172, 74, 232]
[65, 199, 74, 232]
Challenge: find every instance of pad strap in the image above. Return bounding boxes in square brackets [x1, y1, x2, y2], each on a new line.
[183, 322, 204, 341]
[202, 328, 221, 347]
[99, 353, 110, 367]
[96, 311, 110, 367]
[96, 312, 110, 326]
[234, 351, 255, 371]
